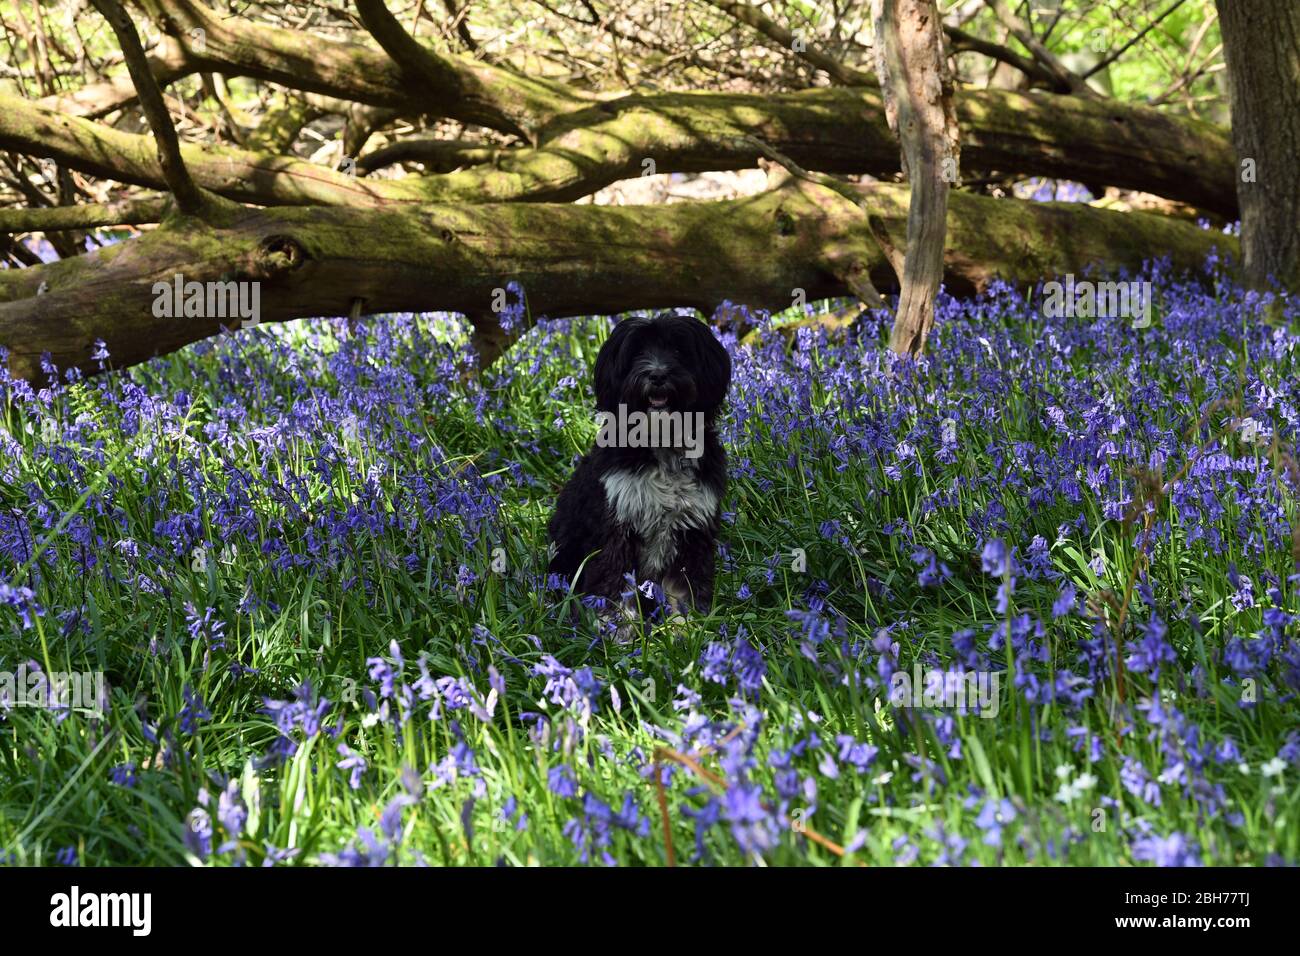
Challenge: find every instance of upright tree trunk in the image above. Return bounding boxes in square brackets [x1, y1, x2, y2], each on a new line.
[1216, 0, 1300, 289]
[872, 0, 960, 356]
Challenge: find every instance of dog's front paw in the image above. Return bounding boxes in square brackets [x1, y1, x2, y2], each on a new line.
[662, 612, 689, 641]
[599, 597, 643, 645]
[662, 576, 712, 617]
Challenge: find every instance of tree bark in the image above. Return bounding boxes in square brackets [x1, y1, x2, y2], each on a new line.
[873, 0, 960, 356]
[1215, 0, 1300, 288]
[0, 179, 1236, 382]
[90, 0, 206, 216]
[0, 84, 1239, 217]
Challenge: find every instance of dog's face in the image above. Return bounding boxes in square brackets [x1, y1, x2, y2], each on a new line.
[593, 313, 731, 416]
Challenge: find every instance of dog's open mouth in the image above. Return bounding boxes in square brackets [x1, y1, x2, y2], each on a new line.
[648, 394, 669, 409]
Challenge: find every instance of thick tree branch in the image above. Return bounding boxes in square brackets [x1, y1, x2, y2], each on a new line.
[38, 0, 1068, 119]
[943, 25, 1062, 90]
[89, 0, 204, 214]
[353, 0, 519, 135]
[357, 138, 503, 174]
[136, 0, 592, 139]
[0, 92, 428, 207]
[0, 197, 171, 232]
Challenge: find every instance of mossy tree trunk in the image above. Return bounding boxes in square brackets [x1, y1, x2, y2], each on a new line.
[0, 178, 1236, 381]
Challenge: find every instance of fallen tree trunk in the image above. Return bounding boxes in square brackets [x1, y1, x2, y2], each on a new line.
[0, 179, 1235, 382]
[0, 81, 1238, 217]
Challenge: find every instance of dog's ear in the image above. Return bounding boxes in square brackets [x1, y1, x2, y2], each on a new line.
[683, 316, 732, 412]
[593, 317, 640, 411]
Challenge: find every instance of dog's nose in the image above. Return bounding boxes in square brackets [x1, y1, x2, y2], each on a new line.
[648, 371, 668, 388]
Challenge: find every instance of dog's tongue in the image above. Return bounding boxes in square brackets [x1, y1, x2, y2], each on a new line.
[649, 395, 668, 408]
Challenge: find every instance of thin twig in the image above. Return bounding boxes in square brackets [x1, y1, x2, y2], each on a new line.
[653, 741, 861, 863]
[1081, 0, 1188, 80]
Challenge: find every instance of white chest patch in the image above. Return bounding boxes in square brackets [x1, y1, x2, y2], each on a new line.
[601, 457, 718, 577]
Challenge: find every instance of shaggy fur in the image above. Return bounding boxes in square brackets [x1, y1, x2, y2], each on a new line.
[548, 312, 731, 626]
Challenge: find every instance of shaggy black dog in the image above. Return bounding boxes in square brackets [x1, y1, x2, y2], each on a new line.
[548, 312, 731, 630]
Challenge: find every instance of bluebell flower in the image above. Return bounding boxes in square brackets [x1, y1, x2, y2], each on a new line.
[1132, 832, 1201, 867]
[975, 797, 1017, 847]
[548, 765, 578, 798]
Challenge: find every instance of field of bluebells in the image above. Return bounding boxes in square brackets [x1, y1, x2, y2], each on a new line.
[1, 250, 1298, 867]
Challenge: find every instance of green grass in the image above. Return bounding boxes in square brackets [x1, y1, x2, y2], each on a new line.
[1, 288, 1297, 866]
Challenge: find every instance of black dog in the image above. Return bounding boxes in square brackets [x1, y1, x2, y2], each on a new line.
[548, 312, 731, 631]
